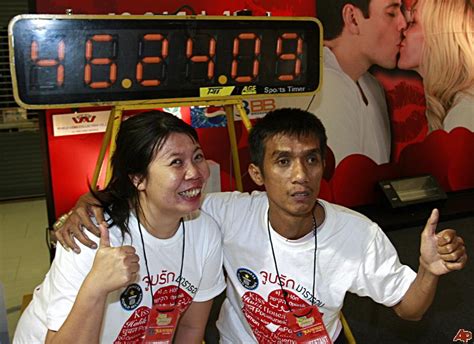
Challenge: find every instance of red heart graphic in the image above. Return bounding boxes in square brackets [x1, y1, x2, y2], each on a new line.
[242, 288, 313, 342]
[115, 285, 193, 343]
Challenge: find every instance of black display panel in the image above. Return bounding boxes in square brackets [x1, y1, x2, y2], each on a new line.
[379, 175, 447, 208]
[9, 15, 322, 108]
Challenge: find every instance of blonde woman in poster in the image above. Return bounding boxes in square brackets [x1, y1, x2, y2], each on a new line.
[398, 0, 474, 131]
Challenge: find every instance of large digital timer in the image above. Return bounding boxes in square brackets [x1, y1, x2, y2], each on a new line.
[9, 14, 322, 109]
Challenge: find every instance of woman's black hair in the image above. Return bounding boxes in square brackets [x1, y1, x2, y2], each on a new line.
[91, 110, 199, 239]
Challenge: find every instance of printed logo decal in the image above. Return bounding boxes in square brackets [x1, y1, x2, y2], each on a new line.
[72, 113, 96, 124]
[199, 86, 235, 97]
[453, 329, 473, 343]
[241, 85, 257, 95]
[120, 283, 143, 311]
[237, 268, 259, 290]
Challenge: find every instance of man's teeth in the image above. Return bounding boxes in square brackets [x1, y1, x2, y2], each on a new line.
[179, 188, 201, 198]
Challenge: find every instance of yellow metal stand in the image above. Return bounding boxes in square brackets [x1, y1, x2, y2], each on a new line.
[91, 99, 252, 192]
[91, 106, 123, 190]
[340, 312, 356, 344]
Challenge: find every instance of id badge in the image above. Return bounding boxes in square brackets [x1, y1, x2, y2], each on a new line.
[285, 306, 332, 344]
[142, 304, 181, 343]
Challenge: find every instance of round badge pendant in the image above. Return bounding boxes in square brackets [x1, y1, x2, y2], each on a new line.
[120, 283, 143, 311]
[237, 268, 259, 290]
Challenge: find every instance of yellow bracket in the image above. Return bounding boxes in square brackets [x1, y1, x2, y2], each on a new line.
[90, 98, 253, 192]
[340, 312, 357, 344]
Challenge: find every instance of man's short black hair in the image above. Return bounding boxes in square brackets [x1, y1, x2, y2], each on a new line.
[317, 0, 371, 40]
[248, 108, 327, 172]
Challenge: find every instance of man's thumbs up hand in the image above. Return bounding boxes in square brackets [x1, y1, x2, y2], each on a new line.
[420, 209, 467, 276]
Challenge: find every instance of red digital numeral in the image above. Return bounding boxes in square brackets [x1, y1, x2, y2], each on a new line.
[186, 36, 216, 81]
[30, 39, 65, 87]
[84, 34, 117, 89]
[136, 34, 168, 87]
[276, 33, 303, 81]
[231, 33, 261, 83]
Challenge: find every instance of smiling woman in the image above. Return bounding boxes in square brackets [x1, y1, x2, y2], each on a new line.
[13, 111, 226, 344]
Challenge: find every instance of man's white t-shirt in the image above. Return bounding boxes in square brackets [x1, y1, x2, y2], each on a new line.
[14, 211, 226, 343]
[202, 191, 416, 343]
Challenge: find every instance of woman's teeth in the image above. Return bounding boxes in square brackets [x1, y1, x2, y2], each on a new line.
[179, 188, 201, 198]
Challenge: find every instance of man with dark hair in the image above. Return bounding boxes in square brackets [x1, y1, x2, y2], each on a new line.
[317, 0, 371, 40]
[279, 0, 407, 165]
[55, 108, 467, 344]
[248, 107, 328, 169]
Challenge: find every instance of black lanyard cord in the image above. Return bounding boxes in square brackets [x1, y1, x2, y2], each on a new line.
[176, 218, 186, 306]
[311, 211, 317, 307]
[136, 206, 185, 307]
[267, 204, 318, 312]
